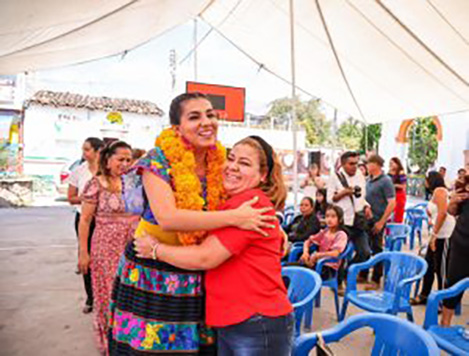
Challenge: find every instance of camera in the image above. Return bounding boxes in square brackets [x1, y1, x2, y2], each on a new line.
[353, 186, 362, 198]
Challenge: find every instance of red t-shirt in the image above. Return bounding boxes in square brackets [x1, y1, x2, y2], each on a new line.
[205, 189, 293, 327]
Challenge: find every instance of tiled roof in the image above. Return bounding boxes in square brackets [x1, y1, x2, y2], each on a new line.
[26, 90, 164, 116]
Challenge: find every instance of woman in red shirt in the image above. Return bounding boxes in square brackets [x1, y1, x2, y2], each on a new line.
[136, 136, 294, 355]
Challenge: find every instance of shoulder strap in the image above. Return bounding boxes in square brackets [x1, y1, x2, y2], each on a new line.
[337, 172, 355, 206]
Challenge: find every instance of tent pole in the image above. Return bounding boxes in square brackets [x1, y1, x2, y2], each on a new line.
[289, 0, 298, 210]
[332, 108, 338, 169]
[194, 18, 198, 81]
[364, 123, 369, 153]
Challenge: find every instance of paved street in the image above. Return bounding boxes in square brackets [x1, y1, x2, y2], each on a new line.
[0, 206, 467, 355]
[0, 207, 98, 356]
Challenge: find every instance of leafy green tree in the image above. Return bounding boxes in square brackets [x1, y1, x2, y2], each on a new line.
[267, 97, 331, 146]
[407, 117, 438, 173]
[337, 117, 363, 150]
[360, 123, 382, 153]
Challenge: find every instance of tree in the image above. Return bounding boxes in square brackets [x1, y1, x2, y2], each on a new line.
[267, 97, 331, 146]
[360, 123, 382, 154]
[337, 117, 363, 150]
[407, 117, 438, 174]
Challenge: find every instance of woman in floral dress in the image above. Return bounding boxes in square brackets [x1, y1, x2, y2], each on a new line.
[78, 140, 138, 354]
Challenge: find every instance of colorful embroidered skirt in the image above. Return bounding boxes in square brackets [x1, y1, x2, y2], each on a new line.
[108, 241, 216, 355]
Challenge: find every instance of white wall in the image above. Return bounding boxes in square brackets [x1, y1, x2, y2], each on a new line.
[23, 105, 166, 178]
[435, 112, 469, 179]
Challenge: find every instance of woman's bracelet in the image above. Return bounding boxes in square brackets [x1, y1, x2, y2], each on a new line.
[151, 241, 161, 260]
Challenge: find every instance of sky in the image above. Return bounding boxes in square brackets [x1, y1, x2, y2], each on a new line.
[29, 19, 345, 121]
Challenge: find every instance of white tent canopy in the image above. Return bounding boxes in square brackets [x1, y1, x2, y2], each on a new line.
[1, 0, 468, 123]
[0, 0, 210, 75]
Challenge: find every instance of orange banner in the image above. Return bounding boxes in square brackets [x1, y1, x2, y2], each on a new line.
[186, 82, 245, 122]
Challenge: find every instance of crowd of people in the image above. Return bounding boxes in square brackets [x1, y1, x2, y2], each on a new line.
[67, 92, 467, 355]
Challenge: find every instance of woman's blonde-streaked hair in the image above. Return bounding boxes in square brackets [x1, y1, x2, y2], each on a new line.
[235, 137, 287, 211]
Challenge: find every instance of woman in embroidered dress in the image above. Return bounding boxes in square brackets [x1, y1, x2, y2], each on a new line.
[108, 93, 275, 355]
[78, 141, 138, 354]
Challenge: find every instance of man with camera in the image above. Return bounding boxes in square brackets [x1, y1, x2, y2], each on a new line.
[327, 151, 372, 288]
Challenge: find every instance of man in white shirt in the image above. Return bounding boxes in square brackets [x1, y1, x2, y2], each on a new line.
[327, 151, 373, 284]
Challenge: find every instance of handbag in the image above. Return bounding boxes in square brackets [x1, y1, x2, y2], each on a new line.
[316, 333, 334, 356]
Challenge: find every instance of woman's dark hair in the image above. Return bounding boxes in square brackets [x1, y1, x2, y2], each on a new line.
[315, 188, 327, 216]
[301, 196, 314, 208]
[390, 157, 405, 174]
[426, 171, 446, 193]
[98, 140, 132, 177]
[84, 137, 104, 152]
[326, 204, 345, 230]
[169, 92, 210, 125]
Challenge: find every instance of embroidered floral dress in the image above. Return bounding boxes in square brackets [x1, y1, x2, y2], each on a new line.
[81, 177, 139, 354]
[108, 147, 216, 355]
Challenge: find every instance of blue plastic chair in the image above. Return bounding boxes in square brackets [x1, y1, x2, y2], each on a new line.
[292, 241, 304, 249]
[294, 313, 439, 356]
[282, 266, 322, 337]
[313, 241, 354, 320]
[405, 207, 428, 250]
[412, 202, 429, 210]
[287, 245, 304, 263]
[283, 206, 296, 229]
[385, 223, 410, 251]
[340, 252, 427, 322]
[423, 278, 469, 355]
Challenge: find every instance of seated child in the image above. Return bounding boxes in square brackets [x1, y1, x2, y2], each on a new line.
[301, 205, 348, 280]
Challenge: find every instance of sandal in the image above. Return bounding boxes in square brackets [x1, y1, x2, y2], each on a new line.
[409, 295, 427, 306]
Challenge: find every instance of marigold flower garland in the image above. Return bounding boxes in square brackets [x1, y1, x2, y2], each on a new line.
[155, 127, 226, 246]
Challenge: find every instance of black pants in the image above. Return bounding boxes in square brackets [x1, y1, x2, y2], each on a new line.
[75, 212, 95, 307]
[343, 225, 371, 283]
[443, 239, 468, 310]
[420, 239, 450, 298]
[362, 224, 384, 284]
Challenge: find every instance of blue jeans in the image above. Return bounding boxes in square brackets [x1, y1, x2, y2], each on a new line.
[217, 313, 294, 356]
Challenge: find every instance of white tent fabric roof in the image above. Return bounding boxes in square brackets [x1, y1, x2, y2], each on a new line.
[0, 0, 210, 74]
[1, 0, 468, 123]
[200, 0, 469, 123]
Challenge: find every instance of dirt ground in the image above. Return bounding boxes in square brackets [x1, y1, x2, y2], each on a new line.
[0, 206, 467, 356]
